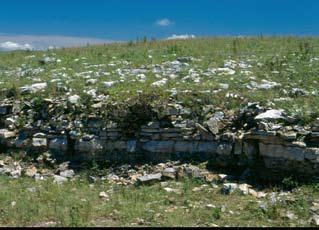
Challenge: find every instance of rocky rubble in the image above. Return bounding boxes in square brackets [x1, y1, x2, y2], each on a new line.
[0, 152, 268, 199]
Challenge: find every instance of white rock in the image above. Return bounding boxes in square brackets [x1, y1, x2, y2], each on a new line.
[20, 83, 47, 94]
[219, 83, 229, 89]
[163, 187, 181, 194]
[313, 214, 319, 226]
[249, 80, 281, 90]
[68, 95, 81, 104]
[103, 81, 117, 88]
[86, 89, 97, 97]
[86, 79, 97, 85]
[32, 137, 47, 147]
[99, 191, 109, 200]
[222, 183, 238, 194]
[151, 78, 168, 87]
[60, 169, 75, 178]
[216, 67, 236, 75]
[205, 204, 216, 210]
[255, 109, 285, 121]
[0, 129, 16, 139]
[238, 183, 252, 195]
[53, 175, 68, 184]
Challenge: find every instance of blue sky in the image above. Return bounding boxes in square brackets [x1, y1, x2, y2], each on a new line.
[0, 0, 318, 49]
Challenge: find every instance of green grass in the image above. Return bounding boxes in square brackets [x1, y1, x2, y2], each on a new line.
[0, 174, 318, 227]
[0, 36, 319, 124]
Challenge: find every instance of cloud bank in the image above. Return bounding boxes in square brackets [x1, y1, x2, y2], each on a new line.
[0, 41, 33, 51]
[0, 34, 115, 51]
[166, 34, 196, 40]
[156, 18, 173, 27]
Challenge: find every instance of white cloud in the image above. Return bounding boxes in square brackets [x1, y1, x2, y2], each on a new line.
[166, 34, 196, 40]
[0, 41, 33, 51]
[0, 34, 116, 51]
[156, 18, 173, 27]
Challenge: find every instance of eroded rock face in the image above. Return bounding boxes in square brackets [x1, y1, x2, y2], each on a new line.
[142, 141, 174, 153]
[49, 138, 68, 152]
[0, 99, 318, 180]
[259, 143, 305, 162]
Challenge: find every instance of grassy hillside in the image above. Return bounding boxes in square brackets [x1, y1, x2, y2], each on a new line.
[1, 37, 319, 227]
[0, 36, 319, 124]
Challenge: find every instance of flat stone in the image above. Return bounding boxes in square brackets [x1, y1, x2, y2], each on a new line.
[137, 173, 162, 184]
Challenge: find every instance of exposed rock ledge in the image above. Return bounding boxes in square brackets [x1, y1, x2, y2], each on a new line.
[0, 101, 319, 180]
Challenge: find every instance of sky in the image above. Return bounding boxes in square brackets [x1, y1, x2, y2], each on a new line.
[0, 0, 318, 50]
